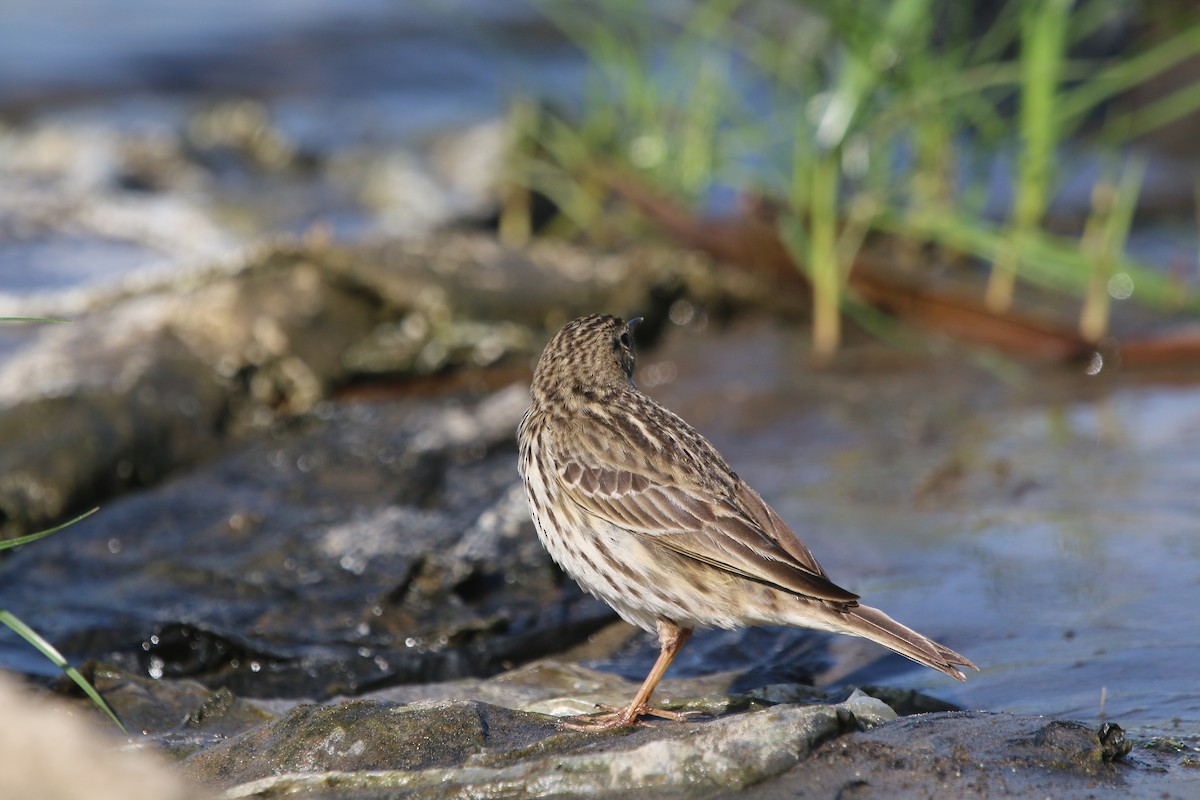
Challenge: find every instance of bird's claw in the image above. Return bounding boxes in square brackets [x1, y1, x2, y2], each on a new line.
[560, 702, 706, 730]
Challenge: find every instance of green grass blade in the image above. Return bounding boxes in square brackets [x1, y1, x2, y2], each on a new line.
[809, 153, 842, 358]
[816, 0, 934, 149]
[987, 0, 1071, 312]
[0, 507, 100, 551]
[875, 206, 1190, 311]
[1080, 156, 1146, 341]
[527, 0, 1197, 332]
[0, 610, 127, 733]
[1057, 25, 1200, 134]
[1101, 79, 1200, 144]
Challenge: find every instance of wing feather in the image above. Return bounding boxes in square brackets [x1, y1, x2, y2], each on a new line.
[555, 420, 859, 604]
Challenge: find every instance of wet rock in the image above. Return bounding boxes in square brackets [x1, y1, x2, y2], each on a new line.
[772, 712, 1139, 799]
[345, 660, 901, 728]
[0, 247, 386, 536]
[185, 696, 858, 798]
[64, 663, 278, 755]
[0, 330, 228, 535]
[0, 387, 615, 700]
[51, 656, 1194, 799]
[0, 230, 795, 538]
[184, 699, 562, 788]
[1097, 721, 1134, 761]
[850, 684, 963, 716]
[335, 233, 803, 345]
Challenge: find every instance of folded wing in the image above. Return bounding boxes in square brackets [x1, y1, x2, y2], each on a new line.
[556, 424, 859, 605]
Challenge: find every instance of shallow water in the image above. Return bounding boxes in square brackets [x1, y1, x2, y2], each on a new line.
[638, 318, 1200, 739]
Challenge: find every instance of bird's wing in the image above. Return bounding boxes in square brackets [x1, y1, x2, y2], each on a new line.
[555, 421, 859, 604]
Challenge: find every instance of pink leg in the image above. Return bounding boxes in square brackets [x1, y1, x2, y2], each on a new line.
[564, 619, 694, 731]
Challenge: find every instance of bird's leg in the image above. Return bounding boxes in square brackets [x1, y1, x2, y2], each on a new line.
[563, 619, 694, 730]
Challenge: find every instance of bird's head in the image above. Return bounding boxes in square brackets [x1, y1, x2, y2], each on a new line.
[530, 314, 642, 408]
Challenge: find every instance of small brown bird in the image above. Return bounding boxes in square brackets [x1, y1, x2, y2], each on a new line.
[518, 314, 976, 729]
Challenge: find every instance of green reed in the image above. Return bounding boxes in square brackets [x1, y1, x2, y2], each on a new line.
[521, 1, 1200, 355]
[1, 316, 126, 732]
[986, 0, 1071, 313]
[0, 508, 124, 732]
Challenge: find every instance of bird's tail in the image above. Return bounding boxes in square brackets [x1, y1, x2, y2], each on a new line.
[824, 603, 978, 681]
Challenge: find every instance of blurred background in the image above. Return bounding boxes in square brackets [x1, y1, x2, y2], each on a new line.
[0, 1, 578, 306]
[2, 0, 1198, 336]
[1, 0, 1199, 768]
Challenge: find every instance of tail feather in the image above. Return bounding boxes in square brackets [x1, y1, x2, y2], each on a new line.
[833, 604, 978, 681]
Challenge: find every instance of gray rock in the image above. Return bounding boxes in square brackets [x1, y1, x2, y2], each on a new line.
[187, 697, 849, 798]
[761, 712, 1154, 799]
[55, 658, 1193, 799]
[0, 231, 786, 537]
[0, 388, 615, 699]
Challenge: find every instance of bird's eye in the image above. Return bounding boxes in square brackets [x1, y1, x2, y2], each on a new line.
[619, 332, 632, 348]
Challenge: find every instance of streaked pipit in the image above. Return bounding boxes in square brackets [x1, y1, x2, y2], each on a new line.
[518, 314, 975, 729]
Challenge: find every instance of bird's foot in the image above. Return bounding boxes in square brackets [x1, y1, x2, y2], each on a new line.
[560, 702, 706, 731]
